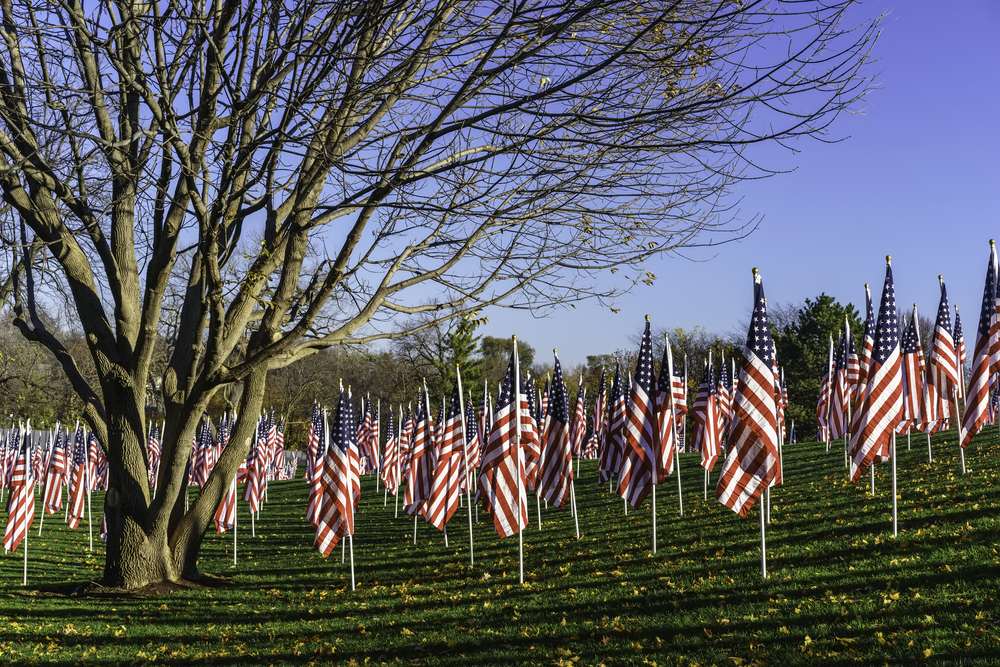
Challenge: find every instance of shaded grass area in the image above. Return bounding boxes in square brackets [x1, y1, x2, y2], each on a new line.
[3, 428, 1000, 665]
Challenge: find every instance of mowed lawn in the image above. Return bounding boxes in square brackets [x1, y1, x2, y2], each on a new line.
[3, 429, 1000, 666]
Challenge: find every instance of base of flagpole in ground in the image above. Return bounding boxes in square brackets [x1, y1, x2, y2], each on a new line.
[413, 515, 418, 545]
[907, 430, 911, 451]
[927, 432, 933, 462]
[443, 524, 449, 547]
[870, 464, 875, 496]
[537, 494, 542, 529]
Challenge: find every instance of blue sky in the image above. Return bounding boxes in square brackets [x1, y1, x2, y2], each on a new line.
[479, 0, 1000, 369]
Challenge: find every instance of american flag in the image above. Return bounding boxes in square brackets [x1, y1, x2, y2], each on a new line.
[241, 416, 266, 514]
[479, 380, 492, 451]
[900, 311, 925, 432]
[569, 378, 587, 460]
[927, 278, 960, 402]
[616, 319, 658, 508]
[476, 349, 528, 538]
[213, 454, 239, 535]
[672, 357, 688, 449]
[845, 318, 861, 402]
[398, 403, 415, 485]
[961, 242, 997, 448]
[829, 332, 849, 440]
[537, 352, 574, 510]
[42, 427, 68, 515]
[305, 402, 322, 481]
[463, 392, 481, 481]
[591, 370, 608, 460]
[425, 382, 467, 530]
[380, 411, 400, 493]
[314, 389, 359, 557]
[598, 365, 625, 484]
[3, 427, 35, 553]
[404, 387, 434, 517]
[953, 305, 966, 396]
[274, 416, 286, 479]
[692, 355, 720, 472]
[715, 270, 780, 517]
[306, 405, 327, 526]
[856, 283, 876, 397]
[66, 425, 88, 530]
[816, 335, 833, 441]
[717, 351, 733, 439]
[520, 375, 541, 491]
[849, 260, 902, 483]
[655, 335, 678, 480]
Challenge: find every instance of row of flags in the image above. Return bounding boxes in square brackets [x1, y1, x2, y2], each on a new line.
[818, 242, 1000, 459]
[11, 248, 997, 585]
[2, 422, 102, 555]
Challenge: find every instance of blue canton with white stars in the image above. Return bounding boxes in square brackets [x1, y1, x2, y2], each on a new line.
[745, 278, 774, 365]
[873, 267, 899, 366]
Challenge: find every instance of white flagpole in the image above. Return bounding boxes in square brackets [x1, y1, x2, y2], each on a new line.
[514, 336, 525, 584]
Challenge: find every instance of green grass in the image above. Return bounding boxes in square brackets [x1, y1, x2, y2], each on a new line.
[3, 428, 1000, 666]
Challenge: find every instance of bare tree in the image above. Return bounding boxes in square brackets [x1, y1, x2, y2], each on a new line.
[0, 0, 878, 587]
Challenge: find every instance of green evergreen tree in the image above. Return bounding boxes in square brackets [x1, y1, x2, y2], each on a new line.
[773, 294, 863, 440]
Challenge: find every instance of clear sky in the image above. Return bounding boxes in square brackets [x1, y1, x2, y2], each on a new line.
[478, 0, 1000, 369]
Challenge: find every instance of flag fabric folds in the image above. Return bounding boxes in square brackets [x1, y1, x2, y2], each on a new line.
[477, 351, 528, 538]
[426, 383, 467, 530]
[314, 389, 360, 556]
[537, 353, 574, 509]
[692, 355, 720, 471]
[849, 260, 902, 483]
[715, 271, 780, 517]
[961, 242, 998, 448]
[655, 338, 679, 481]
[3, 428, 35, 553]
[616, 319, 658, 508]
